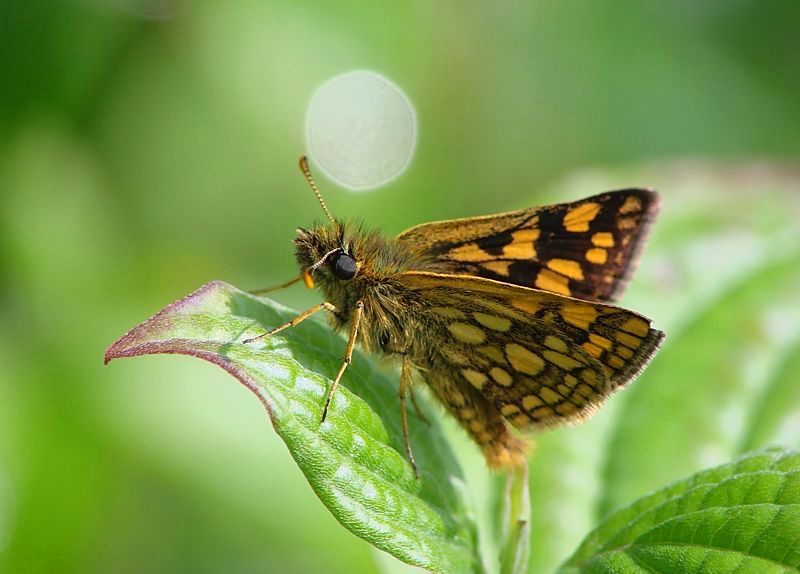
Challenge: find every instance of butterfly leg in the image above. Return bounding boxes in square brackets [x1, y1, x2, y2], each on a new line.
[408, 384, 430, 426]
[242, 301, 338, 344]
[321, 300, 363, 422]
[400, 356, 420, 478]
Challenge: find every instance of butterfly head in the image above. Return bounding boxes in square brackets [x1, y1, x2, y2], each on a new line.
[294, 222, 359, 288]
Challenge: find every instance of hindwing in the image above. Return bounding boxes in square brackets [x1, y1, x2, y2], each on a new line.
[398, 272, 664, 431]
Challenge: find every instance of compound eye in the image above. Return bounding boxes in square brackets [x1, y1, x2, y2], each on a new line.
[331, 252, 357, 280]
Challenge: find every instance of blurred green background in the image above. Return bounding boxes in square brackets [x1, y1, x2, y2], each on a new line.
[2, 1, 800, 573]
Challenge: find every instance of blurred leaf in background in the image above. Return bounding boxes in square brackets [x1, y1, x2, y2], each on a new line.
[2, 1, 800, 573]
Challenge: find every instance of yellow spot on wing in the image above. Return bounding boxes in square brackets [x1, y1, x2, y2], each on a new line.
[616, 346, 633, 359]
[535, 269, 571, 296]
[506, 344, 545, 375]
[591, 232, 615, 247]
[544, 335, 568, 352]
[510, 297, 540, 314]
[586, 248, 607, 264]
[449, 390, 466, 407]
[557, 402, 578, 415]
[561, 303, 598, 330]
[512, 228, 541, 242]
[582, 342, 604, 358]
[510, 413, 532, 428]
[589, 333, 613, 350]
[616, 331, 643, 349]
[447, 243, 492, 262]
[522, 395, 543, 410]
[477, 431, 494, 443]
[621, 316, 650, 337]
[501, 404, 520, 416]
[461, 369, 487, 389]
[608, 355, 625, 369]
[502, 242, 536, 260]
[473, 312, 512, 332]
[543, 350, 583, 370]
[478, 345, 506, 363]
[564, 202, 601, 232]
[547, 258, 585, 280]
[581, 369, 598, 385]
[620, 196, 642, 214]
[539, 387, 561, 404]
[482, 260, 512, 276]
[449, 322, 486, 344]
[490, 367, 513, 386]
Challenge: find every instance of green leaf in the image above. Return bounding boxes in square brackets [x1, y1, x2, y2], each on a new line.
[559, 447, 800, 573]
[104, 281, 480, 573]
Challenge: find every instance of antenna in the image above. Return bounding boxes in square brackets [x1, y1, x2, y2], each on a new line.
[299, 156, 335, 225]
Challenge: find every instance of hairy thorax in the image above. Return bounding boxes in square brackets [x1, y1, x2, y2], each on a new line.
[293, 220, 437, 360]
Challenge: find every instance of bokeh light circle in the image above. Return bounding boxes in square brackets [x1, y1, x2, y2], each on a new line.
[305, 71, 417, 192]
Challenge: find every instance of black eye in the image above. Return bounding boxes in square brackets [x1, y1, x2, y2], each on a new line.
[331, 252, 357, 280]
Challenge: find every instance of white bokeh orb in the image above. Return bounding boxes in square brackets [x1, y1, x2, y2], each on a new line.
[305, 71, 417, 192]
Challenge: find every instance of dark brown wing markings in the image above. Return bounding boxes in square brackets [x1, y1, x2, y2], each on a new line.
[397, 189, 660, 303]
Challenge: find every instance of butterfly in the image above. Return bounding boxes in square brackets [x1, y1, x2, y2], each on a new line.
[245, 157, 664, 476]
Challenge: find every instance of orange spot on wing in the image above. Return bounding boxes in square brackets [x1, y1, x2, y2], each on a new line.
[591, 232, 615, 247]
[564, 202, 601, 232]
[502, 242, 536, 260]
[620, 196, 642, 214]
[512, 228, 541, 242]
[547, 258, 585, 280]
[586, 248, 608, 264]
[621, 316, 650, 337]
[510, 297, 540, 314]
[582, 342, 604, 358]
[561, 303, 598, 330]
[535, 269, 571, 296]
[448, 243, 492, 262]
[482, 260, 512, 276]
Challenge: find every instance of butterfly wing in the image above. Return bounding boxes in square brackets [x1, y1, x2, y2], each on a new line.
[397, 272, 664, 436]
[396, 189, 659, 303]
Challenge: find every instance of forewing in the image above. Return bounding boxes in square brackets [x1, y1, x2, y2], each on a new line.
[397, 189, 659, 303]
[399, 272, 664, 431]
